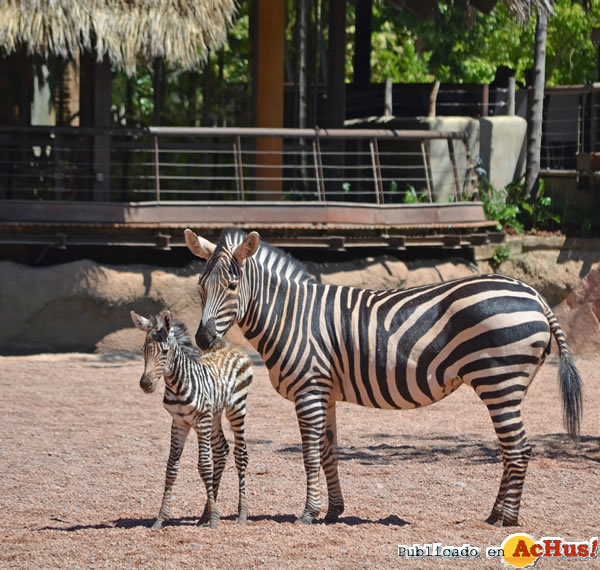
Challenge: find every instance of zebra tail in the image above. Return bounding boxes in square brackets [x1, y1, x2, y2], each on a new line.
[545, 306, 583, 441]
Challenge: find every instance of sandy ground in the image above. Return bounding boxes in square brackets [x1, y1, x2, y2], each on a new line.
[0, 352, 598, 569]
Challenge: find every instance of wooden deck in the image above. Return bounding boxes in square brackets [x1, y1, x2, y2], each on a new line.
[1, 199, 499, 251]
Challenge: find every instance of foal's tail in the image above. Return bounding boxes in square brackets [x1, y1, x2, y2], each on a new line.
[544, 305, 583, 440]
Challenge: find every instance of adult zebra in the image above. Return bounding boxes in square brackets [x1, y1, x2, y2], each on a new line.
[184, 227, 582, 527]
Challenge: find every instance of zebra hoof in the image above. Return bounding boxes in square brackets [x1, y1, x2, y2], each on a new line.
[296, 512, 315, 525]
[151, 520, 164, 530]
[485, 514, 519, 527]
[325, 504, 344, 523]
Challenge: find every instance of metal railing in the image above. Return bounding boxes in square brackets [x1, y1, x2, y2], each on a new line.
[0, 126, 477, 205]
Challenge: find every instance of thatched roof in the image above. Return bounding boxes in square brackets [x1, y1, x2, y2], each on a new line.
[0, 0, 238, 74]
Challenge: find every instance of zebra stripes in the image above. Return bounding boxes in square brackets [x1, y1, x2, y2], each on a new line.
[184, 227, 583, 527]
[131, 309, 252, 529]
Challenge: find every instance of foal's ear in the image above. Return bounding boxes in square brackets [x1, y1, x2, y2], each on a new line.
[161, 310, 174, 333]
[184, 229, 216, 259]
[131, 311, 152, 331]
[233, 231, 260, 265]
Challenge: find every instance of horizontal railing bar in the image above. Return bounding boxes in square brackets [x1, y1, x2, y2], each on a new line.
[0, 125, 469, 142]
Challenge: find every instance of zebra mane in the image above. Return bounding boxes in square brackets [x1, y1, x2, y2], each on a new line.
[152, 313, 202, 361]
[217, 228, 316, 284]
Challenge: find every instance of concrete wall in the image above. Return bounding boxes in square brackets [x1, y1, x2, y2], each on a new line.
[348, 115, 527, 200]
[425, 115, 527, 197]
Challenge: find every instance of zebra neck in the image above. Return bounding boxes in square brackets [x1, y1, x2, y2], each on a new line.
[163, 342, 190, 391]
[238, 262, 316, 357]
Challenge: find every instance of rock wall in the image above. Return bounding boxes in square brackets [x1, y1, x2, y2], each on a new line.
[2, 238, 598, 355]
[1, 256, 477, 355]
[554, 264, 600, 355]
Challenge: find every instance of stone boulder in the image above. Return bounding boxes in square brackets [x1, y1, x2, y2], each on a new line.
[553, 264, 600, 355]
[0, 255, 478, 354]
[492, 250, 590, 307]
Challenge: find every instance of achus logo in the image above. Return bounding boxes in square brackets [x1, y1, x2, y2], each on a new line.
[501, 534, 598, 568]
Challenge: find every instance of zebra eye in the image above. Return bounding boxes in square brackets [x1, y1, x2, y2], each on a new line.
[228, 281, 238, 291]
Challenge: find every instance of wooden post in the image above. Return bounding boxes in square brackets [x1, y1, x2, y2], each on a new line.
[254, 0, 284, 200]
[353, 0, 372, 86]
[384, 78, 393, 117]
[93, 57, 112, 202]
[81, 53, 112, 201]
[507, 76, 516, 116]
[326, 0, 347, 199]
[481, 83, 489, 117]
[326, 0, 347, 129]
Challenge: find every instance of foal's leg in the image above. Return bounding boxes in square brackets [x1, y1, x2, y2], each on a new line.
[322, 399, 344, 523]
[195, 413, 220, 528]
[198, 414, 229, 525]
[226, 399, 249, 525]
[152, 420, 190, 530]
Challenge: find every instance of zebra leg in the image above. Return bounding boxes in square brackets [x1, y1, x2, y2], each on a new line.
[198, 415, 229, 526]
[295, 392, 328, 524]
[484, 404, 532, 526]
[226, 402, 249, 525]
[195, 414, 220, 528]
[322, 399, 344, 523]
[152, 420, 190, 530]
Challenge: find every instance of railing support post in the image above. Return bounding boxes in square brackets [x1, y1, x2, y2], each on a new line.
[369, 138, 384, 204]
[234, 136, 245, 200]
[421, 140, 434, 202]
[447, 138, 461, 201]
[153, 135, 160, 202]
[313, 129, 325, 201]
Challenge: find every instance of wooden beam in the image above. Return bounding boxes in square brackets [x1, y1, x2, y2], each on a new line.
[254, 0, 285, 200]
[93, 57, 112, 202]
[353, 0, 372, 86]
[327, 0, 347, 128]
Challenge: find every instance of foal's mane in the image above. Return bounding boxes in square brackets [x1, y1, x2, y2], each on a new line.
[152, 313, 202, 361]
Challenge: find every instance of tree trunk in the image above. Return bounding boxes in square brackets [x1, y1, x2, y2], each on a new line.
[525, 8, 548, 198]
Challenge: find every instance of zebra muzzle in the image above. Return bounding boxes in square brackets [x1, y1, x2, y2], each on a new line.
[140, 374, 155, 393]
[196, 317, 217, 350]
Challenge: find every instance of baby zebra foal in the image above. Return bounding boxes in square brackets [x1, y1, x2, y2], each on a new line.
[131, 310, 253, 529]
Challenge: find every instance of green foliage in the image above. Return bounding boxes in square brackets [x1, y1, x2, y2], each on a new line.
[363, 14, 432, 82]
[111, 0, 600, 127]
[480, 177, 562, 234]
[367, 0, 600, 86]
[518, 181, 560, 230]
[546, 0, 600, 85]
[402, 185, 429, 203]
[479, 179, 524, 233]
[491, 245, 513, 270]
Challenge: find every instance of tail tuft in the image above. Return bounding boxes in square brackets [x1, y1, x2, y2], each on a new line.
[559, 350, 583, 441]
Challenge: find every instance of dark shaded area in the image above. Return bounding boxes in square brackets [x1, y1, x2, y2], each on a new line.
[277, 432, 598, 465]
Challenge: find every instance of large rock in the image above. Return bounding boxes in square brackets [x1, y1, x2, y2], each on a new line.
[305, 256, 409, 289]
[0, 256, 478, 354]
[493, 250, 590, 306]
[0, 259, 206, 354]
[553, 264, 600, 355]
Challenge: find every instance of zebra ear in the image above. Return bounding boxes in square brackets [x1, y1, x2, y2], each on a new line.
[233, 231, 260, 264]
[184, 229, 216, 260]
[131, 311, 152, 331]
[161, 310, 173, 333]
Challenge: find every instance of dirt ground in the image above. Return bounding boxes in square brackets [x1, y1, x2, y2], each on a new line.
[0, 351, 598, 569]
